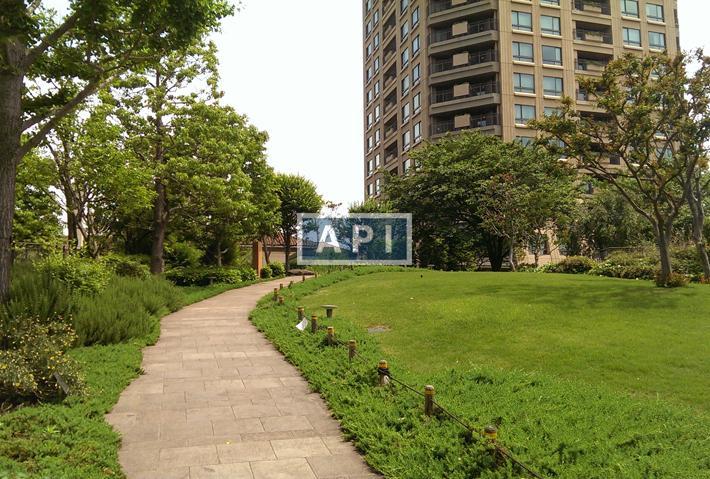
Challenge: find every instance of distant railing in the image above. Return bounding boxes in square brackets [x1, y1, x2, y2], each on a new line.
[431, 17, 496, 43]
[431, 49, 497, 73]
[430, 0, 485, 14]
[431, 112, 498, 135]
[572, 0, 611, 15]
[575, 59, 609, 71]
[433, 81, 498, 103]
[574, 28, 613, 44]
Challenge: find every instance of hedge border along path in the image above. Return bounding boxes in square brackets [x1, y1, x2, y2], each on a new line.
[106, 277, 381, 479]
[250, 268, 710, 479]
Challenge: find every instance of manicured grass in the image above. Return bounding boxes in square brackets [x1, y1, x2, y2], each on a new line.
[0, 281, 258, 478]
[250, 269, 710, 479]
[302, 271, 710, 410]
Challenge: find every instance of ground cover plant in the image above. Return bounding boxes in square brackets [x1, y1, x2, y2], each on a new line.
[250, 269, 710, 479]
[0, 271, 258, 478]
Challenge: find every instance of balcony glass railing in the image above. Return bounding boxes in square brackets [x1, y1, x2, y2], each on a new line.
[431, 18, 496, 43]
[431, 49, 497, 73]
[574, 28, 613, 44]
[430, 0, 485, 14]
[433, 81, 499, 103]
[431, 112, 498, 134]
[572, 0, 611, 15]
[575, 59, 609, 71]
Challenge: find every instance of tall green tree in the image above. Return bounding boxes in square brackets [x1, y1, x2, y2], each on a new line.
[274, 174, 323, 272]
[534, 52, 708, 285]
[0, 0, 232, 300]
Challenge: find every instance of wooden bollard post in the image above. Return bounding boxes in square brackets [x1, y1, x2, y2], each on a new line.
[424, 385, 435, 417]
[348, 340, 357, 362]
[279, 283, 284, 290]
[302, 274, 306, 282]
[310, 314, 318, 334]
[315, 272, 319, 278]
[278, 296, 284, 305]
[484, 425, 498, 442]
[289, 281, 293, 289]
[273, 288, 278, 301]
[297, 307, 305, 320]
[378, 360, 390, 386]
[327, 326, 335, 345]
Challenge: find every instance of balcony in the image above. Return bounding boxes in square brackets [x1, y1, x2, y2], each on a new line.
[572, 0, 611, 15]
[430, 0, 485, 14]
[431, 17, 496, 44]
[431, 49, 497, 73]
[433, 81, 498, 103]
[575, 58, 610, 73]
[431, 112, 498, 136]
[574, 27, 612, 44]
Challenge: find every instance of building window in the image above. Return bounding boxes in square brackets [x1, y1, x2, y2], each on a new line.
[512, 11, 533, 31]
[367, 43, 373, 57]
[402, 102, 410, 121]
[623, 27, 641, 46]
[402, 75, 410, 93]
[373, 9, 379, 25]
[366, 0, 373, 13]
[367, 67, 373, 81]
[414, 122, 421, 142]
[513, 73, 535, 93]
[401, 47, 409, 67]
[620, 0, 639, 17]
[649, 31, 666, 50]
[540, 0, 560, 5]
[403, 158, 411, 173]
[375, 104, 381, 120]
[541, 15, 561, 35]
[544, 106, 562, 117]
[368, 183, 374, 196]
[513, 41, 534, 62]
[366, 19, 373, 36]
[367, 136, 374, 150]
[412, 63, 421, 83]
[374, 33, 380, 48]
[375, 153, 381, 167]
[375, 129, 381, 145]
[646, 3, 664, 22]
[543, 76, 563, 96]
[376, 178, 381, 194]
[374, 80, 381, 96]
[412, 35, 420, 55]
[403, 131, 411, 150]
[413, 92, 421, 112]
[515, 104, 536, 125]
[400, 0, 409, 13]
[401, 21, 409, 39]
[516, 136, 535, 147]
[412, 6, 420, 26]
[367, 159, 374, 175]
[542, 45, 562, 65]
[367, 89, 373, 104]
[374, 57, 380, 73]
[367, 112, 373, 128]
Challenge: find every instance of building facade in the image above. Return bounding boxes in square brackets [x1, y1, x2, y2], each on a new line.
[362, 0, 680, 199]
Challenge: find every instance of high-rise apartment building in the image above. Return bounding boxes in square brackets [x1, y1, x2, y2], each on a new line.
[362, 0, 680, 198]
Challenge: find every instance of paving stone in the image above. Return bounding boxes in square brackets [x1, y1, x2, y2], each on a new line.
[270, 437, 331, 459]
[158, 445, 218, 468]
[307, 454, 377, 478]
[216, 440, 275, 463]
[189, 463, 253, 479]
[261, 415, 313, 433]
[251, 458, 316, 479]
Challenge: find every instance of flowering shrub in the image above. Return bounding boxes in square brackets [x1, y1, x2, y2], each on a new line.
[0, 316, 84, 404]
[37, 255, 111, 296]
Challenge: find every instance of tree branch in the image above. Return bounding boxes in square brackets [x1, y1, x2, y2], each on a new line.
[25, 10, 80, 68]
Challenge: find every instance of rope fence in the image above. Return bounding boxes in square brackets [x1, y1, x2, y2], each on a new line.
[279, 297, 546, 479]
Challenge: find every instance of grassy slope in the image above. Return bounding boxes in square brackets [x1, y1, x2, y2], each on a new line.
[0, 281, 258, 479]
[250, 269, 710, 479]
[302, 271, 710, 410]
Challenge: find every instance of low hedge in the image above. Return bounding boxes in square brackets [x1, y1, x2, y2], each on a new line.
[165, 266, 257, 286]
[250, 269, 710, 479]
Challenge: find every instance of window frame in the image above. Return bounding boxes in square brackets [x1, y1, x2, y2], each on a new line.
[541, 45, 562, 66]
[512, 11, 533, 32]
[543, 76, 563, 96]
[540, 15, 561, 35]
[620, 0, 639, 18]
[646, 3, 664, 22]
[623, 26, 642, 46]
[515, 104, 536, 125]
[513, 41, 534, 62]
[513, 72, 536, 94]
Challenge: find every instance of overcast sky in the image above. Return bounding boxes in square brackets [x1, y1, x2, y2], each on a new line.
[46, 0, 710, 208]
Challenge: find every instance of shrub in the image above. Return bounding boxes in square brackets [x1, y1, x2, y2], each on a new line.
[239, 267, 258, 281]
[0, 316, 84, 404]
[655, 272, 690, 288]
[268, 262, 286, 277]
[2, 264, 75, 324]
[549, 256, 597, 274]
[165, 266, 243, 286]
[589, 252, 658, 280]
[260, 266, 272, 279]
[36, 255, 111, 296]
[164, 240, 203, 268]
[100, 254, 149, 279]
[73, 276, 183, 346]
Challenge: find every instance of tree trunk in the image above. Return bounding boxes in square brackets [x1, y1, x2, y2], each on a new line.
[215, 239, 223, 267]
[509, 233, 517, 272]
[150, 180, 167, 274]
[0, 67, 24, 302]
[655, 224, 673, 285]
[261, 236, 271, 264]
[687, 181, 710, 279]
[485, 234, 505, 272]
[284, 233, 291, 273]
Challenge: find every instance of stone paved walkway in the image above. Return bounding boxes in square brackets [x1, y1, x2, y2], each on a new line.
[107, 279, 380, 479]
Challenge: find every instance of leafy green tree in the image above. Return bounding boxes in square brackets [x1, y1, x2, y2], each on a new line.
[348, 199, 393, 213]
[534, 52, 708, 285]
[385, 132, 575, 271]
[275, 174, 323, 272]
[0, 0, 232, 300]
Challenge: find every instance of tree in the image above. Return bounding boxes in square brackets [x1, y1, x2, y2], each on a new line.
[0, 0, 232, 300]
[385, 132, 575, 271]
[274, 174, 323, 272]
[534, 53, 705, 285]
[348, 199, 393, 213]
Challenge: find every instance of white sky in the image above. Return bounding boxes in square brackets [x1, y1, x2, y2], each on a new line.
[45, 0, 710, 207]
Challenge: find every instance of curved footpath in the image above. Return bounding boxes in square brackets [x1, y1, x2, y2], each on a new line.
[107, 278, 380, 479]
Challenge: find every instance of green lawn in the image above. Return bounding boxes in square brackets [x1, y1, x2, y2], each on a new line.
[301, 271, 710, 410]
